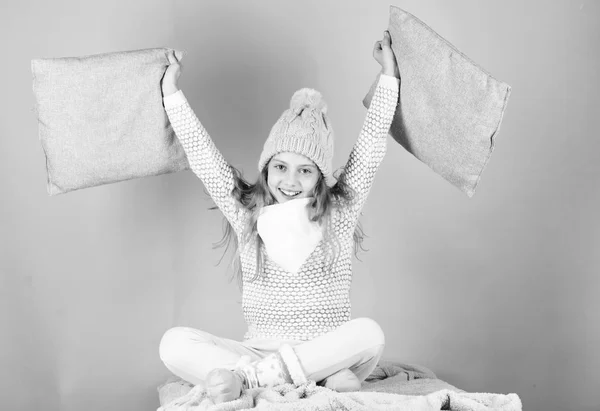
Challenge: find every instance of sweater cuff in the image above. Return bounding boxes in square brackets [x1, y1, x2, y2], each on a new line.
[163, 90, 187, 109]
[378, 73, 400, 90]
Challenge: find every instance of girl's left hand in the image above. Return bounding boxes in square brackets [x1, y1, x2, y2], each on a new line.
[373, 31, 400, 79]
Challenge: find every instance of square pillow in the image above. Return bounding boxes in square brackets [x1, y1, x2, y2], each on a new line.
[31, 47, 190, 195]
[364, 6, 512, 197]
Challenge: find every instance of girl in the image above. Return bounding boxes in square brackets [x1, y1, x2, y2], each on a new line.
[159, 31, 400, 404]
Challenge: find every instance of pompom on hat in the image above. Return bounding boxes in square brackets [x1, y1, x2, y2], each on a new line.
[258, 88, 336, 187]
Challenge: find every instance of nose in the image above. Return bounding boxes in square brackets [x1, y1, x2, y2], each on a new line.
[283, 171, 299, 187]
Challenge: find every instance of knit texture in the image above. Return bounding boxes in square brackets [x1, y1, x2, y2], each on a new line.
[164, 75, 398, 342]
[258, 88, 336, 187]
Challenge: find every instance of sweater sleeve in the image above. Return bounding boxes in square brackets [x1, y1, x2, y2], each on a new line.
[342, 74, 399, 222]
[164, 90, 247, 235]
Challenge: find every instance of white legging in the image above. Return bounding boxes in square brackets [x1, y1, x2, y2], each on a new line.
[159, 317, 385, 386]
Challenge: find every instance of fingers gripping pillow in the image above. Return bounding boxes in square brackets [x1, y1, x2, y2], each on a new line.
[31, 48, 190, 195]
[364, 6, 512, 197]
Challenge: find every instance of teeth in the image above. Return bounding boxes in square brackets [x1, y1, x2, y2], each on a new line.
[280, 188, 301, 197]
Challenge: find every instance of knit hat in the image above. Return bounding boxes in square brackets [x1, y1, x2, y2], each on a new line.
[258, 88, 336, 187]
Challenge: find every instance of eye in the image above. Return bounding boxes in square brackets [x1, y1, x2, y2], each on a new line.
[299, 168, 312, 175]
[273, 164, 286, 172]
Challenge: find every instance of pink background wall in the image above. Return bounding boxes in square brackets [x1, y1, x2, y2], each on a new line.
[2, 1, 598, 410]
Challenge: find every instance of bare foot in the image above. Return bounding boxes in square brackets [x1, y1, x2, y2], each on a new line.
[322, 368, 361, 392]
[205, 368, 243, 403]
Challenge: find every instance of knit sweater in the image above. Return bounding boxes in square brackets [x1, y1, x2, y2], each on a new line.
[164, 75, 399, 342]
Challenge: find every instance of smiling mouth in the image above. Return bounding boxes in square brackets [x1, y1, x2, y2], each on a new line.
[279, 188, 302, 198]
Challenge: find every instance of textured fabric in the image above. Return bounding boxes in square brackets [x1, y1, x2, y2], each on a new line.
[158, 383, 522, 410]
[31, 47, 189, 195]
[363, 6, 512, 197]
[157, 376, 464, 409]
[365, 360, 437, 382]
[362, 377, 463, 397]
[157, 361, 457, 408]
[164, 74, 398, 342]
[159, 318, 385, 388]
[257, 197, 323, 274]
[258, 88, 336, 187]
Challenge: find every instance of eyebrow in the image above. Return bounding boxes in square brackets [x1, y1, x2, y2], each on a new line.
[271, 159, 316, 168]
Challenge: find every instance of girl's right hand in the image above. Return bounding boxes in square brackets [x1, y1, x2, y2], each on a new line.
[161, 52, 182, 97]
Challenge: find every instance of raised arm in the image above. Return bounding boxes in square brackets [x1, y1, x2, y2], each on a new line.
[162, 56, 246, 234]
[342, 32, 400, 220]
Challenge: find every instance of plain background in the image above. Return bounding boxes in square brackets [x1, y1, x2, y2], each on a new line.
[1, 0, 598, 410]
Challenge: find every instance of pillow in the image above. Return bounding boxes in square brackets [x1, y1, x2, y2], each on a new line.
[364, 6, 512, 197]
[31, 47, 190, 195]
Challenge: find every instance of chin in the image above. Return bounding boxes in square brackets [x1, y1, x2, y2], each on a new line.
[272, 188, 306, 203]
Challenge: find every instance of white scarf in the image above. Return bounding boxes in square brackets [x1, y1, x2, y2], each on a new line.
[257, 198, 323, 274]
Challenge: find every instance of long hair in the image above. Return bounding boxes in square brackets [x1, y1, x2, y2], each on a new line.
[212, 162, 366, 286]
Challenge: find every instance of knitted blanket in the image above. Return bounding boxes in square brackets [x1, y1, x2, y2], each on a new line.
[158, 381, 521, 411]
[157, 363, 522, 411]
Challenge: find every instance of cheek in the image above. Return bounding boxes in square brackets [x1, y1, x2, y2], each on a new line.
[303, 175, 320, 192]
[267, 172, 279, 192]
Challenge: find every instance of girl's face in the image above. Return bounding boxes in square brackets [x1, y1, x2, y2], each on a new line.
[267, 152, 321, 203]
